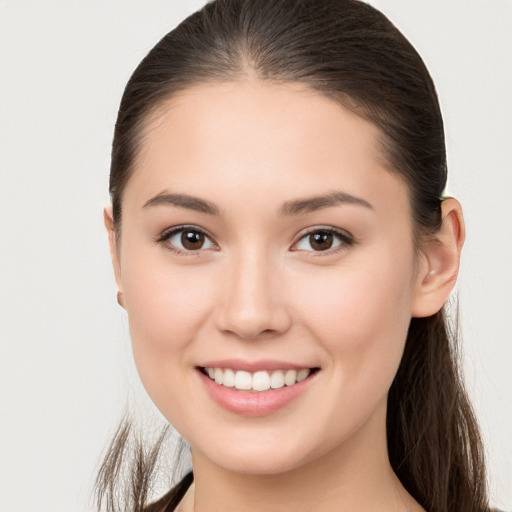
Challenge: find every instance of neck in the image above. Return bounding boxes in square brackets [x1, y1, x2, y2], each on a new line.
[186, 402, 423, 512]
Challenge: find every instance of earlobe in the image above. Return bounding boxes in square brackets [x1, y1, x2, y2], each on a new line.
[103, 207, 124, 307]
[411, 197, 465, 318]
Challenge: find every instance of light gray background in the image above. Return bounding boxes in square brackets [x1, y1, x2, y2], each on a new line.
[0, 1, 510, 510]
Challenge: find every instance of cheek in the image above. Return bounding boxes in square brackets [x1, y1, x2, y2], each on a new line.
[291, 250, 414, 395]
[120, 250, 215, 390]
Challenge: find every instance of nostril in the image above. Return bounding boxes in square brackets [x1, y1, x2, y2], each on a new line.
[215, 306, 292, 341]
[213, 270, 292, 339]
[227, 328, 281, 342]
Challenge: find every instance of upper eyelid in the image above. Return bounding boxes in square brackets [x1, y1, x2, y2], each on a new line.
[293, 225, 353, 242]
[159, 224, 214, 240]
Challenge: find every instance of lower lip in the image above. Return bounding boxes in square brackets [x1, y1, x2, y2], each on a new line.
[197, 369, 318, 417]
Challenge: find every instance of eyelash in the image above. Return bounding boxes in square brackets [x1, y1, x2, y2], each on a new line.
[156, 225, 355, 256]
[156, 225, 216, 256]
[292, 226, 355, 257]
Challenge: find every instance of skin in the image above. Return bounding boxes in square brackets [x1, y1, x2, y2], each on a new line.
[105, 80, 464, 511]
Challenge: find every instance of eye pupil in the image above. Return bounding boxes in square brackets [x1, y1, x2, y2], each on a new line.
[310, 232, 333, 251]
[181, 230, 204, 250]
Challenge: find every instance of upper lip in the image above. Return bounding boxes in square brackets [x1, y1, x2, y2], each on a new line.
[198, 359, 317, 372]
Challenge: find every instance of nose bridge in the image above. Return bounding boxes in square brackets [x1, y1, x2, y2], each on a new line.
[215, 243, 290, 339]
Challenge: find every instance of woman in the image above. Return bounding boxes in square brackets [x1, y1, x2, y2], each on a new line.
[96, 0, 491, 510]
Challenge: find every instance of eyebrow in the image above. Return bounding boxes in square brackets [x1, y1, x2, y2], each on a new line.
[143, 192, 221, 215]
[142, 190, 372, 216]
[279, 191, 373, 215]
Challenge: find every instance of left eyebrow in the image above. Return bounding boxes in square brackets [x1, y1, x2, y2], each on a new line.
[279, 190, 373, 216]
[142, 192, 221, 215]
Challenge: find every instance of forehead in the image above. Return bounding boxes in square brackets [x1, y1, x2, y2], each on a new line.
[125, 80, 410, 220]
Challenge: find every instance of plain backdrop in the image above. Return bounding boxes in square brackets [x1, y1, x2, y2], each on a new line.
[0, 1, 510, 510]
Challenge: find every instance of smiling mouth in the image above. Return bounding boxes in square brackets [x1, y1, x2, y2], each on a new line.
[199, 367, 319, 392]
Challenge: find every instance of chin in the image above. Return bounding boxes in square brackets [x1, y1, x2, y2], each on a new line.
[190, 428, 327, 477]
[211, 452, 308, 476]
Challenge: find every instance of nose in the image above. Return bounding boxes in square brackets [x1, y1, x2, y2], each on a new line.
[214, 247, 292, 340]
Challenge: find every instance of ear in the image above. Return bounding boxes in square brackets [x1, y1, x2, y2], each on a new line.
[411, 197, 465, 318]
[103, 207, 124, 307]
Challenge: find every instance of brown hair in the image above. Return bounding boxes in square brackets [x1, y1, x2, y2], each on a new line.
[97, 0, 489, 510]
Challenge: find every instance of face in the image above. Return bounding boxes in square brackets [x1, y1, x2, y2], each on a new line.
[112, 81, 424, 475]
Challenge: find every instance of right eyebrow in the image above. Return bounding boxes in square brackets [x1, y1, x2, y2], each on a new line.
[142, 192, 221, 215]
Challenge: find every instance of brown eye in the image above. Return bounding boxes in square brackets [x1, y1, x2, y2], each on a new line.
[293, 228, 352, 253]
[181, 230, 205, 250]
[161, 226, 216, 254]
[308, 232, 333, 251]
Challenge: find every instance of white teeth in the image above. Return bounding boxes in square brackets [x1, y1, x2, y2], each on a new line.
[222, 368, 235, 387]
[234, 370, 252, 390]
[204, 367, 313, 391]
[270, 370, 285, 389]
[214, 367, 223, 385]
[296, 369, 311, 382]
[252, 371, 271, 391]
[284, 369, 297, 386]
